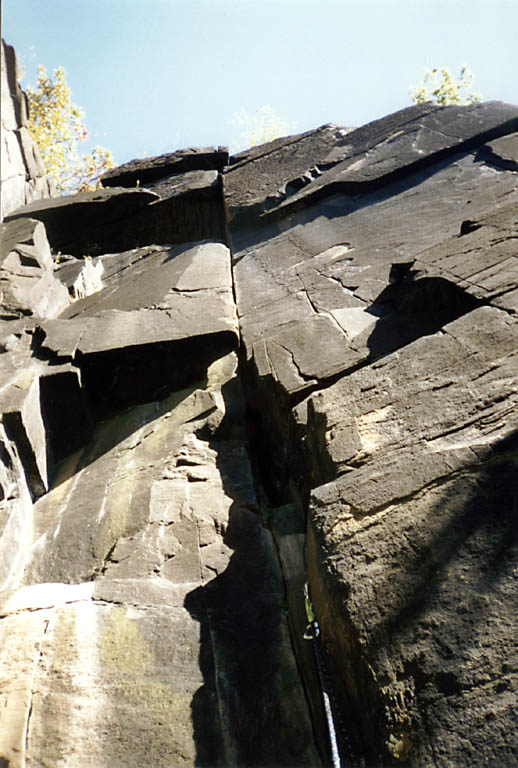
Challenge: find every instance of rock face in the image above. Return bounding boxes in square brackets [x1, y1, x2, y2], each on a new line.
[0, 211, 317, 767]
[224, 100, 518, 767]
[0, 39, 56, 221]
[1, 40, 518, 768]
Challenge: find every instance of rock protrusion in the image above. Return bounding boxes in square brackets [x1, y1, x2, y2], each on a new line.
[101, 146, 229, 187]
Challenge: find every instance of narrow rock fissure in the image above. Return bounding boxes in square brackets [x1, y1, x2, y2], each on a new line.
[223, 226, 333, 766]
[224, 262, 371, 766]
[24, 617, 51, 764]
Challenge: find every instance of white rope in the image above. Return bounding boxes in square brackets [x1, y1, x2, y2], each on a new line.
[314, 632, 342, 768]
[304, 583, 342, 768]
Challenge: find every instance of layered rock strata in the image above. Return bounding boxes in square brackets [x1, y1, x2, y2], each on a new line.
[1, 41, 517, 767]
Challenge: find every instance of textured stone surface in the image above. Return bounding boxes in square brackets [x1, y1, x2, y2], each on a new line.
[302, 306, 518, 491]
[48, 241, 237, 342]
[40, 242, 238, 416]
[0, 128, 319, 764]
[412, 201, 518, 312]
[224, 123, 355, 224]
[145, 168, 219, 197]
[233, 150, 517, 404]
[0, 219, 84, 520]
[0, 314, 88, 595]
[101, 146, 229, 187]
[225, 102, 518, 766]
[307, 425, 518, 765]
[266, 101, 518, 215]
[0, 369, 49, 499]
[0, 353, 318, 767]
[0, 419, 33, 592]
[1, 40, 26, 132]
[5, 187, 159, 256]
[1, 85, 518, 768]
[478, 131, 518, 170]
[230, 143, 518, 517]
[259, 308, 518, 766]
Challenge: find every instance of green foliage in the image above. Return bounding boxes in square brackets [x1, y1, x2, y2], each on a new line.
[233, 105, 294, 149]
[25, 65, 114, 194]
[410, 66, 481, 106]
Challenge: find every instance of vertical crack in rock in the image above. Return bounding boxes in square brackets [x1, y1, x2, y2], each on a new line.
[226, 103, 518, 766]
[2, 54, 518, 767]
[23, 615, 51, 765]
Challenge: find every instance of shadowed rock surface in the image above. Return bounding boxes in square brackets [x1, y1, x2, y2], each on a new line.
[5, 171, 227, 257]
[1, 40, 517, 768]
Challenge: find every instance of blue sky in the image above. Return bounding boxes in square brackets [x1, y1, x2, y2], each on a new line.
[3, 0, 518, 165]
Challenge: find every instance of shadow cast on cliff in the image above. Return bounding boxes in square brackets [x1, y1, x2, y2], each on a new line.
[48, 329, 237, 490]
[49, 382, 202, 490]
[184, 378, 320, 767]
[364, 273, 481, 363]
[184, 498, 286, 767]
[371, 430, 518, 655]
[347, 430, 518, 764]
[314, 431, 518, 767]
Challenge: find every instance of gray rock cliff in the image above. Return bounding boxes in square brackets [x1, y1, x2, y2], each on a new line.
[1, 40, 56, 222]
[1, 40, 517, 768]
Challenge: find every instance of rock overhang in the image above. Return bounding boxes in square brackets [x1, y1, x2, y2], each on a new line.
[4, 174, 227, 257]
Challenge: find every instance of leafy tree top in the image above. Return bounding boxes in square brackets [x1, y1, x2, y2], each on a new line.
[410, 66, 481, 106]
[25, 65, 114, 194]
[233, 105, 295, 151]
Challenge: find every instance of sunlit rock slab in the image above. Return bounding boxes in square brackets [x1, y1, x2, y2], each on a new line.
[39, 242, 238, 413]
[0, 597, 211, 768]
[267, 101, 518, 215]
[45, 241, 237, 346]
[232, 152, 518, 406]
[301, 305, 518, 492]
[224, 122, 356, 222]
[226, 102, 518, 226]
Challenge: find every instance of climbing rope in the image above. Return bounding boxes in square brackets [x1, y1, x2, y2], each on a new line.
[304, 582, 342, 768]
[304, 583, 360, 768]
